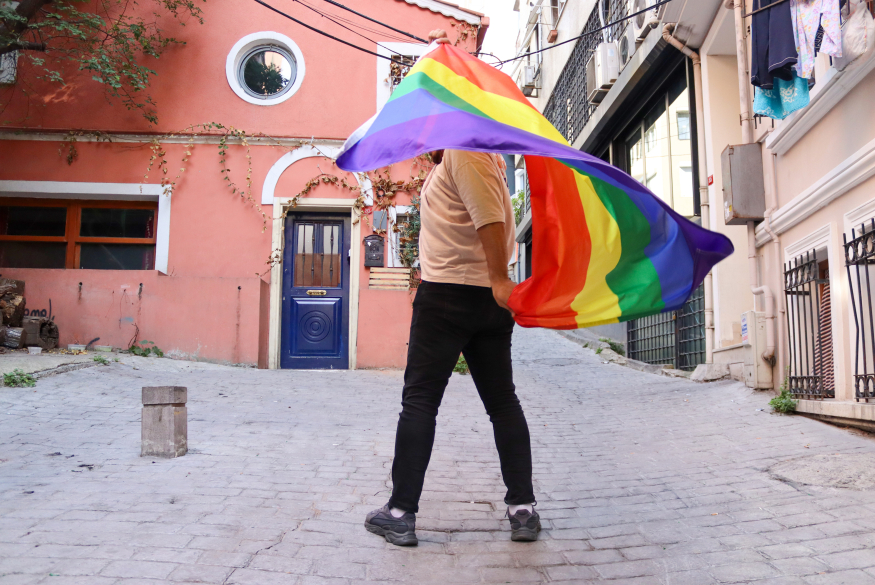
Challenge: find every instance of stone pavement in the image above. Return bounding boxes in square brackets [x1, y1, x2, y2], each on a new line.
[3, 328, 875, 584]
[0, 351, 95, 378]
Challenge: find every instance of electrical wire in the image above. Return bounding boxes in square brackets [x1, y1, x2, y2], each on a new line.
[252, 0, 410, 65]
[295, 0, 415, 43]
[287, 0, 404, 54]
[497, 0, 676, 65]
[301, 1, 412, 42]
[317, 0, 427, 43]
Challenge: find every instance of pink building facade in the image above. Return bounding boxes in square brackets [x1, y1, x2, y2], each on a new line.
[0, 0, 486, 369]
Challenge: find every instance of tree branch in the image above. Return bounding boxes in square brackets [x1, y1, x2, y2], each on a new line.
[0, 0, 53, 37]
[0, 40, 47, 54]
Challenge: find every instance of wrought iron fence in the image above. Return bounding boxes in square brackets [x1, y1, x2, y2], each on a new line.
[784, 250, 833, 399]
[844, 220, 875, 402]
[626, 284, 705, 371]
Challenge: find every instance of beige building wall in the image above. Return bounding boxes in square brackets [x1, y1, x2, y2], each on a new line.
[702, 54, 754, 348]
[775, 74, 875, 201]
[755, 61, 875, 403]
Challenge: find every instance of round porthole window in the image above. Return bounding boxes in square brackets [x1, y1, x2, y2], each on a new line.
[226, 32, 306, 106]
[239, 45, 296, 99]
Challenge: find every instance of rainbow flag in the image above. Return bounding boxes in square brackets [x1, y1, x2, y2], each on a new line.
[337, 44, 733, 329]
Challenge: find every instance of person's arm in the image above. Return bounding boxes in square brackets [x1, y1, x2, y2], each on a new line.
[477, 222, 516, 314]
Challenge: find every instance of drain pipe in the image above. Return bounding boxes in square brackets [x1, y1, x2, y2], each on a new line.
[763, 152, 784, 371]
[662, 24, 716, 363]
[731, 0, 777, 365]
[732, 0, 753, 144]
[748, 222, 777, 363]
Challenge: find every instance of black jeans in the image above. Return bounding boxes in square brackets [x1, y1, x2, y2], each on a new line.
[387, 281, 535, 514]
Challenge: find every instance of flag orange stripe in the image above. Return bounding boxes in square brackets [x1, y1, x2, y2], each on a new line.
[509, 156, 591, 328]
[424, 50, 538, 112]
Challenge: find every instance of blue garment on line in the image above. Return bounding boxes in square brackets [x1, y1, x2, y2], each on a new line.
[753, 71, 810, 120]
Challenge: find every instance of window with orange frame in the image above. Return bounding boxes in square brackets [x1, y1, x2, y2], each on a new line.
[0, 199, 158, 270]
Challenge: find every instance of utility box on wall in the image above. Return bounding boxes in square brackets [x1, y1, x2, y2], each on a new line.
[722, 143, 765, 225]
[741, 310, 772, 389]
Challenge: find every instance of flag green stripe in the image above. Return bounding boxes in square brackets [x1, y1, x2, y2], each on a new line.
[558, 160, 664, 317]
[389, 72, 492, 121]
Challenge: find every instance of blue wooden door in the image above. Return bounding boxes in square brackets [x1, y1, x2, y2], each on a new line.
[281, 214, 350, 369]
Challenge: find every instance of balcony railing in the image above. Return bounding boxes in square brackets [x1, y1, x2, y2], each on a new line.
[541, 0, 629, 145]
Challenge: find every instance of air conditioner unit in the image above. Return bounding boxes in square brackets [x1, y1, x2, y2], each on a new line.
[521, 65, 539, 97]
[632, 0, 664, 42]
[586, 42, 619, 104]
[618, 24, 638, 71]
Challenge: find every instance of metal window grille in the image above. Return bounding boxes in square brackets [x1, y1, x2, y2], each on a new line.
[627, 312, 676, 366]
[784, 250, 833, 399]
[604, 0, 630, 40]
[677, 284, 706, 370]
[542, 0, 628, 145]
[844, 220, 875, 402]
[389, 55, 416, 94]
[524, 177, 531, 215]
[626, 284, 705, 371]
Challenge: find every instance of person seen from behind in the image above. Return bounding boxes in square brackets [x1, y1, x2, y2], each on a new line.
[364, 29, 539, 547]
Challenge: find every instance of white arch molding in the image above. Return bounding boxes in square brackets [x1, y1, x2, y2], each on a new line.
[261, 144, 375, 206]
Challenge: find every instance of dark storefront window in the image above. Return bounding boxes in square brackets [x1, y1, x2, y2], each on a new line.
[0, 200, 157, 270]
[614, 62, 704, 369]
[621, 71, 696, 218]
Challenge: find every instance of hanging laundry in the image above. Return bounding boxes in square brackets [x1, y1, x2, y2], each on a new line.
[751, 0, 799, 88]
[753, 70, 811, 119]
[791, 0, 843, 79]
[835, 0, 875, 70]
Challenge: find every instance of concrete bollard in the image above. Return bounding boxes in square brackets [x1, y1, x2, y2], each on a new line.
[141, 386, 187, 458]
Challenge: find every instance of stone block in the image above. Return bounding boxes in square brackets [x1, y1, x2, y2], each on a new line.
[141, 386, 187, 458]
[142, 386, 187, 405]
[625, 358, 670, 374]
[691, 363, 730, 382]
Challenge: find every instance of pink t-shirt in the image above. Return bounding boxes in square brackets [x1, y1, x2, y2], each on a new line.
[419, 150, 516, 288]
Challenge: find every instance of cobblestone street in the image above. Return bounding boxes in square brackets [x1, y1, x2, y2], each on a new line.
[3, 328, 875, 584]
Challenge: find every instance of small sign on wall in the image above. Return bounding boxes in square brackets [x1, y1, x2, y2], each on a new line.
[372, 210, 388, 232]
[741, 312, 749, 345]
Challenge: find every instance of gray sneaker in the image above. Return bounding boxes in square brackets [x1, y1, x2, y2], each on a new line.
[364, 505, 418, 546]
[507, 507, 541, 541]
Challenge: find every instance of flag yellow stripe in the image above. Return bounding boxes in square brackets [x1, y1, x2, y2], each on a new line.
[416, 58, 568, 146]
[569, 170, 623, 326]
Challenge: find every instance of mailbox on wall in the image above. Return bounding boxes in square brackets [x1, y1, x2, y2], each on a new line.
[364, 235, 385, 268]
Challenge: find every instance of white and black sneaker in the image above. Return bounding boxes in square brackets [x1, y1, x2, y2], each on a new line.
[364, 505, 418, 546]
[507, 507, 541, 541]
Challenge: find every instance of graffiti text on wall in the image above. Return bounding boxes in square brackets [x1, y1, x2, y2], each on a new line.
[24, 300, 52, 320]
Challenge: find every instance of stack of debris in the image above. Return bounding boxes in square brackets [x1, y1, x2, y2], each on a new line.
[0, 278, 59, 350]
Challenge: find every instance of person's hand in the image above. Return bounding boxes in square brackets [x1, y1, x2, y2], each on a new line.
[491, 279, 517, 316]
[428, 29, 450, 44]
